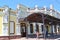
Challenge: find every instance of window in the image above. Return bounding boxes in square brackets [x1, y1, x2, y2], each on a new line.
[3, 15, 8, 23]
[41, 25, 43, 32]
[36, 24, 39, 32]
[20, 23, 26, 33]
[3, 24, 8, 35]
[30, 24, 33, 33]
[10, 21, 15, 34]
[54, 26, 57, 33]
[58, 27, 60, 32]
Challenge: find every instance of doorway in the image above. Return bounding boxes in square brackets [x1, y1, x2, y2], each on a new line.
[20, 23, 26, 37]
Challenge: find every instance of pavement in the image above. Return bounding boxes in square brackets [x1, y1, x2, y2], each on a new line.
[10, 37, 60, 40]
[0, 34, 60, 40]
[0, 37, 60, 40]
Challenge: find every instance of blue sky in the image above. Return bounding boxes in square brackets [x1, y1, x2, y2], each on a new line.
[0, 0, 60, 11]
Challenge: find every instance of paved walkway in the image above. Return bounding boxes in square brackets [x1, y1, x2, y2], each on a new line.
[10, 38, 58, 40]
[0, 37, 60, 40]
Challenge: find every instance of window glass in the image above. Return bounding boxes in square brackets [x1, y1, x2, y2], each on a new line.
[36, 24, 39, 32]
[3, 15, 8, 23]
[30, 24, 33, 33]
[10, 21, 15, 34]
[41, 25, 43, 32]
[58, 27, 60, 33]
[54, 25, 57, 33]
[3, 24, 8, 35]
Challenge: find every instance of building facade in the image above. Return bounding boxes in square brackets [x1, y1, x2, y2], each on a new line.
[17, 4, 60, 37]
[0, 6, 17, 38]
[0, 4, 60, 38]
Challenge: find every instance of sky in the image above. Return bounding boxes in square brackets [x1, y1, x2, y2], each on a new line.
[0, 0, 60, 11]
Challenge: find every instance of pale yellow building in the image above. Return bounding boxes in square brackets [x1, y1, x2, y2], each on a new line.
[0, 4, 60, 38]
[0, 6, 18, 37]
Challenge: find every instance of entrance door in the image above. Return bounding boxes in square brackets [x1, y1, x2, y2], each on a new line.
[20, 23, 26, 37]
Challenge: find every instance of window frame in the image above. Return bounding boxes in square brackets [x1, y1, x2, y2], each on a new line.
[9, 21, 15, 34]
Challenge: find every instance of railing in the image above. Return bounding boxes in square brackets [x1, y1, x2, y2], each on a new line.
[42, 11, 60, 19]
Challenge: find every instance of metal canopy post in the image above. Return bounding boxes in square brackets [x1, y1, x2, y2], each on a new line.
[42, 14, 46, 40]
[25, 18, 28, 38]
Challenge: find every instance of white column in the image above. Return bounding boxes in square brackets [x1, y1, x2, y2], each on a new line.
[51, 25, 53, 33]
[38, 24, 41, 33]
[49, 25, 51, 33]
[56, 24, 59, 33]
[52, 25, 55, 33]
[33, 23, 36, 34]
[16, 23, 21, 35]
[19, 25, 21, 35]
[2, 24, 9, 36]
[2, 16, 9, 36]
[39, 23, 43, 34]
[37, 23, 41, 33]
[27, 23, 30, 34]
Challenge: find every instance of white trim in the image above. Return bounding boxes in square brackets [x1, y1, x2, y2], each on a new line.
[38, 23, 42, 33]
[33, 23, 36, 34]
[56, 24, 59, 33]
[16, 24, 21, 35]
[52, 25, 55, 33]
[27, 24, 30, 34]
[2, 17, 9, 36]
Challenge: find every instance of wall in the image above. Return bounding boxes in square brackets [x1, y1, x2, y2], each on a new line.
[10, 15, 17, 35]
[0, 16, 3, 36]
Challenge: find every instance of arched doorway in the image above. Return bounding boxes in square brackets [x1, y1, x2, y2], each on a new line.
[20, 22, 27, 37]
